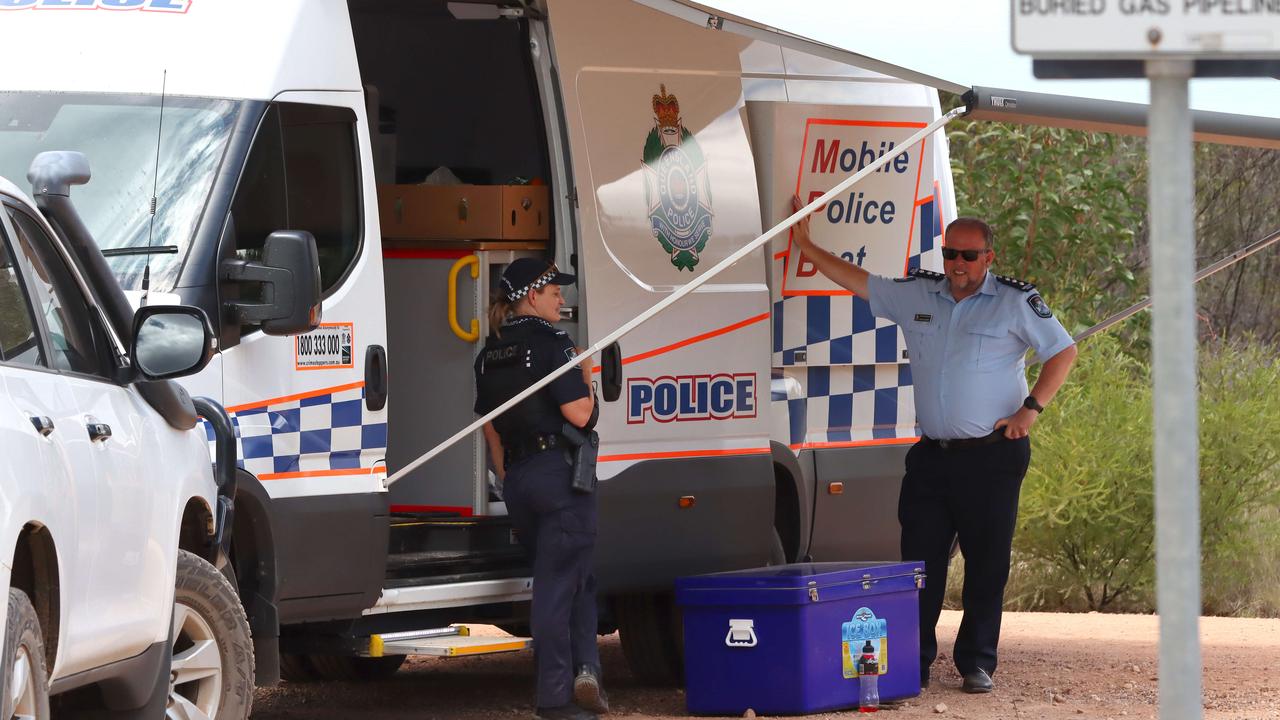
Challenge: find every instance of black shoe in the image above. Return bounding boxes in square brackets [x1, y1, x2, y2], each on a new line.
[920, 670, 930, 690]
[961, 668, 994, 694]
[573, 665, 610, 714]
[535, 705, 598, 720]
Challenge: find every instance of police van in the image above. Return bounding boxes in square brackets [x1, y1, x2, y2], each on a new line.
[6, 0, 1273, 688]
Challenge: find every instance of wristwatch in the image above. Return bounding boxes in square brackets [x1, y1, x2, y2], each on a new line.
[1023, 395, 1044, 413]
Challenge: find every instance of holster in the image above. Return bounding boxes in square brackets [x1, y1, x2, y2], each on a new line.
[561, 423, 600, 494]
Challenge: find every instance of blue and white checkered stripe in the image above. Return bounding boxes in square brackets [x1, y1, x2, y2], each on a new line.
[772, 195, 944, 447]
[201, 385, 388, 477]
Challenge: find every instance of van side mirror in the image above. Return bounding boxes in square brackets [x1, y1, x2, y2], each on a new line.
[131, 305, 216, 381]
[221, 230, 322, 336]
[601, 342, 623, 402]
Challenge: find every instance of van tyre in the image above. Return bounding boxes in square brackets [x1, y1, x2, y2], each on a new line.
[614, 592, 684, 687]
[170, 550, 254, 719]
[306, 655, 406, 681]
[3, 589, 49, 720]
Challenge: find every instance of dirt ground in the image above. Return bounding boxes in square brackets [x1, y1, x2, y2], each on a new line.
[251, 611, 1280, 719]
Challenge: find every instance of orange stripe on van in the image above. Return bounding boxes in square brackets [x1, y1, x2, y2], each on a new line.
[259, 467, 378, 481]
[226, 381, 366, 414]
[789, 437, 920, 451]
[598, 447, 771, 463]
[591, 312, 769, 373]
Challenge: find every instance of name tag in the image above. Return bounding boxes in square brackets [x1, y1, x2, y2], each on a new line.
[914, 313, 932, 323]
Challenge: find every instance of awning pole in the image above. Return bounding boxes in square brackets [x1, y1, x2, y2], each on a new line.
[1146, 58, 1202, 720]
[385, 104, 968, 487]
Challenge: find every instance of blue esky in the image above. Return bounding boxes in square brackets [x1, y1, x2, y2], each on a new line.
[710, 0, 1280, 119]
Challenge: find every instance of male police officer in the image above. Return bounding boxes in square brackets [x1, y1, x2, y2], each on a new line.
[789, 196, 1077, 694]
[475, 258, 607, 720]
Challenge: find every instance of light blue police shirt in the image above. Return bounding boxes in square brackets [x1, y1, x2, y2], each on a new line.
[867, 271, 1075, 440]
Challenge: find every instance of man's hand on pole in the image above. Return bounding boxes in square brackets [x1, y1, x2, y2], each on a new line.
[790, 194, 873, 298]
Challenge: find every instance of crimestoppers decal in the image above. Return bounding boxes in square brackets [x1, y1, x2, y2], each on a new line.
[842, 606, 888, 678]
[295, 322, 354, 371]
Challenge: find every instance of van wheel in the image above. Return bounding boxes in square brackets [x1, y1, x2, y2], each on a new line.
[170, 550, 254, 720]
[2, 589, 49, 720]
[307, 655, 406, 682]
[614, 592, 683, 687]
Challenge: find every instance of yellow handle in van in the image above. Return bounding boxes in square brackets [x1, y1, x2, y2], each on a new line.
[448, 255, 481, 343]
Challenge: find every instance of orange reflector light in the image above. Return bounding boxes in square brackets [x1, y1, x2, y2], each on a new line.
[828, 482, 844, 495]
[678, 496, 696, 509]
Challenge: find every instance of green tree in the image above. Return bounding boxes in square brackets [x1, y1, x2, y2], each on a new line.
[944, 118, 1147, 334]
[1013, 335, 1280, 613]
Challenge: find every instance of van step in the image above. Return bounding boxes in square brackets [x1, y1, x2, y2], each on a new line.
[386, 547, 527, 573]
[386, 513, 529, 583]
[369, 626, 530, 657]
[388, 514, 521, 555]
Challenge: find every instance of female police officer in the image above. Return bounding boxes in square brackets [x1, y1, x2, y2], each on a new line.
[474, 258, 608, 720]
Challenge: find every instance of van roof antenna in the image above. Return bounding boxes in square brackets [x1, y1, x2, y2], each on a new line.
[141, 69, 167, 301]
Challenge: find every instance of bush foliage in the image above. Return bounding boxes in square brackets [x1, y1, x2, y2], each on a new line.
[1003, 336, 1280, 615]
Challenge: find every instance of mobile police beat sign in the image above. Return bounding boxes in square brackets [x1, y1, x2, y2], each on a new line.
[784, 119, 927, 296]
[1013, 0, 1280, 57]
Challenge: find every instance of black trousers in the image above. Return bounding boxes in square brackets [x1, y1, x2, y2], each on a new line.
[899, 436, 1030, 677]
[504, 450, 600, 708]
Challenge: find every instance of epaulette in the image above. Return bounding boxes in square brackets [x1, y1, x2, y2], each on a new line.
[994, 274, 1036, 292]
[907, 268, 945, 281]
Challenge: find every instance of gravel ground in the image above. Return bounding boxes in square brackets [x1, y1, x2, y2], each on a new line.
[251, 611, 1280, 719]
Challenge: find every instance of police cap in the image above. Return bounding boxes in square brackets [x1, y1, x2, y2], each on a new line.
[500, 258, 576, 302]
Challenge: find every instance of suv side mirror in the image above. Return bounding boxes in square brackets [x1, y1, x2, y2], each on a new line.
[221, 230, 322, 336]
[600, 341, 623, 402]
[132, 305, 216, 381]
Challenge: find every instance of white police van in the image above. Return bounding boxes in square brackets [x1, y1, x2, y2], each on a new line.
[5, 0, 1273, 688]
[0, 154, 252, 718]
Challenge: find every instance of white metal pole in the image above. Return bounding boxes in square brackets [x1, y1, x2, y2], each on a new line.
[385, 105, 968, 487]
[1146, 58, 1201, 720]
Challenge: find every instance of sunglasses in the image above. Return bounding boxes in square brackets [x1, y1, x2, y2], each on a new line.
[941, 247, 991, 262]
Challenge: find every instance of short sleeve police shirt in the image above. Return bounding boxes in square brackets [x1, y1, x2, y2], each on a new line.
[866, 272, 1074, 439]
[473, 316, 590, 417]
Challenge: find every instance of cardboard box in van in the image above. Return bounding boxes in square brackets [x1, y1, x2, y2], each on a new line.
[377, 184, 549, 241]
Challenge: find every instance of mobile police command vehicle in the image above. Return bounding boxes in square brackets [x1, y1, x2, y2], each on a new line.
[0, 0, 969, 686]
[0, 156, 252, 718]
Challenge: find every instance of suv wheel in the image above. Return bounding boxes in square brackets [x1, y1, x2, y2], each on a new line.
[2, 589, 49, 720]
[168, 550, 253, 720]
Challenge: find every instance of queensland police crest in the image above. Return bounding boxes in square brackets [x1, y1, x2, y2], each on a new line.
[643, 85, 714, 272]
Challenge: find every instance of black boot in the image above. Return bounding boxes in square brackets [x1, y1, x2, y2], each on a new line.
[573, 665, 610, 714]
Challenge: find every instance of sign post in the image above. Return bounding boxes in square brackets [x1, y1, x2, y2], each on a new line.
[1012, 4, 1280, 720]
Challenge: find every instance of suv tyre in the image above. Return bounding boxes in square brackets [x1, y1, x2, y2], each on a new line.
[2, 589, 49, 720]
[169, 550, 254, 720]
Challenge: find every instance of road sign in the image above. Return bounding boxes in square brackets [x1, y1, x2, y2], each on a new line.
[1012, 0, 1280, 58]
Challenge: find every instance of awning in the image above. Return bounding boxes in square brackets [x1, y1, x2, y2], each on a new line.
[633, 0, 1280, 150]
[965, 86, 1280, 150]
[627, 0, 970, 95]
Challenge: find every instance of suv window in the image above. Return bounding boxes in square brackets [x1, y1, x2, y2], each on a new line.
[232, 102, 361, 301]
[0, 223, 43, 366]
[7, 209, 107, 376]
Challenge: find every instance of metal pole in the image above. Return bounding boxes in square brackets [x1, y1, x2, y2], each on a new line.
[1146, 58, 1201, 720]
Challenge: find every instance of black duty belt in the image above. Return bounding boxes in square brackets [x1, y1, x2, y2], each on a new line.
[504, 433, 564, 466]
[920, 429, 1007, 450]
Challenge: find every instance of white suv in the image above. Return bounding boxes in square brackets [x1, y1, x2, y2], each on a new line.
[0, 156, 252, 719]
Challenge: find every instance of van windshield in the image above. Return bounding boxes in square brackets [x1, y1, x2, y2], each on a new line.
[0, 93, 241, 293]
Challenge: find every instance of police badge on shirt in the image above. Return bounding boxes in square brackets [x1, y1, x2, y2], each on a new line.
[1027, 294, 1053, 319]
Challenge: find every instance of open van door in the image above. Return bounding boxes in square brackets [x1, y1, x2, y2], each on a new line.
[547, 0, 777, 586]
